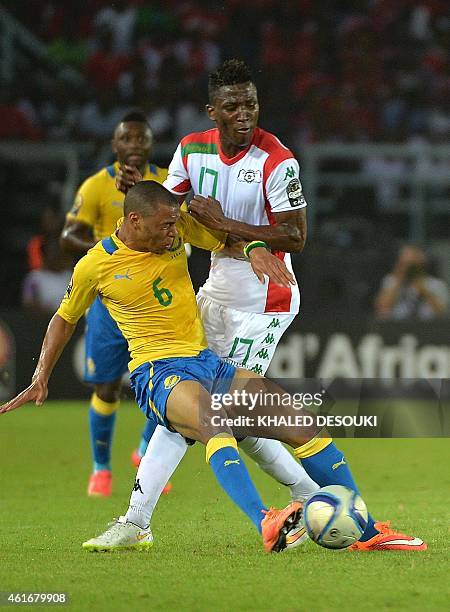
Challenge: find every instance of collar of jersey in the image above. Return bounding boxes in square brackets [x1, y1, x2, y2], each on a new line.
[216, 127, 258, 166]
[109, 227, 158, 256]
[110, 229, 128, 251]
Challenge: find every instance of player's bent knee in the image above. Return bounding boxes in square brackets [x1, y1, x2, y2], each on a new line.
[95, 380, 122, 404]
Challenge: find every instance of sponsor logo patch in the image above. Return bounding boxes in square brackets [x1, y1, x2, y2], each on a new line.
[284, 166, 295, 180]
[114, 269, 132, 280]
[332, 457, 346, 470]
[133, 478, 144, 494]
[164, 374, 181, 389]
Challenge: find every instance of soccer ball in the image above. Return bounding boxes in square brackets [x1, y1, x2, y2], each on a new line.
[304, 485, 368, 549]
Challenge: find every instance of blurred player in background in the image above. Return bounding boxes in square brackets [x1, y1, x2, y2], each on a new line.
[60, 111, 169, 497]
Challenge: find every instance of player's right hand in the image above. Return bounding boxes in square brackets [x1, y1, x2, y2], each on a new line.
[0, 380, 48, 414]
[115, 165, 143, 194]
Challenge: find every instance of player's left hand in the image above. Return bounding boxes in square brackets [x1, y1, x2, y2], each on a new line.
[249, 248, 296, 288]
[0, 379, 48, 414]
[188, 196, 227, 230]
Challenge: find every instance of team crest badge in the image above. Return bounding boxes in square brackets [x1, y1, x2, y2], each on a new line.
[87, 358, 96, 376]
[286, 178, 305, 207]
[164, 375, 181, 389]
[237, 169, 262, 183]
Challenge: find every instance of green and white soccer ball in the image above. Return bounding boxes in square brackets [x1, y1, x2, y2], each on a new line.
[304, 485, 368, 549]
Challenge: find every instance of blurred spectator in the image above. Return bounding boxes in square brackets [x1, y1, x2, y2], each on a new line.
[174, 87, 212, 142]
[375, 245, 449, 320]
[22, 237, 72, 315]
[93, 0, 137, 54]
[26, 205, 65, 271]
[0, 87, 42, 141]
[79, 88, 126, 142]
[47, 11, 88, 70]
[139, 91, 174, 141]
[173, 27, 220, 85]
[85, 26, 131, 89]
[363, 154, 407, 210]
[3, 1, 449, 146]
[39, 82, 81, 141]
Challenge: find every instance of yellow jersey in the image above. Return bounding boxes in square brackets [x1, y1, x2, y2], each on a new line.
[57, 213, 226, 371]
[67, 161, 168, 241]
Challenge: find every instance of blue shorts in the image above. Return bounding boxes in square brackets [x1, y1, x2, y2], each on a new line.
[129, 349, 236, 428]
[84, 297, 130, 384]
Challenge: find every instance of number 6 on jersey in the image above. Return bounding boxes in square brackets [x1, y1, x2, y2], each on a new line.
[152, 277, 172, 307]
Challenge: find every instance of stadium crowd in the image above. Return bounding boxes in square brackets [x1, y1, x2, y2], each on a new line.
[0, 1, 449, 315]
[2, 0, 449, 147]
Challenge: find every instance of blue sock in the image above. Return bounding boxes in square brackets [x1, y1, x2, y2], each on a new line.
[89, 407, 116, 472]
[208, 445, 267, 533]
[300, 442, 378, 541]
[138, 419, 157, 457]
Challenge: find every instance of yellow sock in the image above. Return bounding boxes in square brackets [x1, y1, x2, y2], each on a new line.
[205, 433, 238, 463]
[294, 436, 333, 459]
[91, 393, 120, 416]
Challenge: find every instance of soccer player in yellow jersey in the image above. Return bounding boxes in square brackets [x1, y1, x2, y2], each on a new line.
[0, 181, 426, 553]
[60, 111, 168, 497]
[1, 181, 304, 552]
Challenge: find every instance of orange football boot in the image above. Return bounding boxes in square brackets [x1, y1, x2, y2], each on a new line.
[349, 521, 427, 551]
[161, 481, 173, 494]
[88, 470, 112, 497]
[261, 501, 303, 552]
[131, 449, 141, 468]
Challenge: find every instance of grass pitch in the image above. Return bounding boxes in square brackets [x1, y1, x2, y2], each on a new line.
[0, 401, 448, 611]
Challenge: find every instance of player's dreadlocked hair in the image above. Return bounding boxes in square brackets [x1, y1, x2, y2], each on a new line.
[208, 59, 253, 103]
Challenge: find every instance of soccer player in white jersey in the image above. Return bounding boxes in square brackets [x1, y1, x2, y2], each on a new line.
[86, 59, 426, 553]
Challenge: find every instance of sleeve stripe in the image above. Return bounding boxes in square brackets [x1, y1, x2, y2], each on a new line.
[171, 179, 192, 194]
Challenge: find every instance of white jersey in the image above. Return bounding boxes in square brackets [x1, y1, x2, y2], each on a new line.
[164, 127, 306, 313]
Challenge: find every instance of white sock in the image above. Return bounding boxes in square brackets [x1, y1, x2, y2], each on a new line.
[125, 425, 188, 528]
[238, 437, 320, 502]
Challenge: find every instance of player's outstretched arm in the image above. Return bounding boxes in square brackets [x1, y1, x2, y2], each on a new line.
[60, 219, 96, 255]
[189, 195, 306, 252]
[0, 314, 76, 415]
[180, 209, 295, 288]
[115, 165, 143, 194]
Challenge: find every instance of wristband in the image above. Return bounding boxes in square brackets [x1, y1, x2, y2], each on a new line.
[243, 241, 269, 258]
